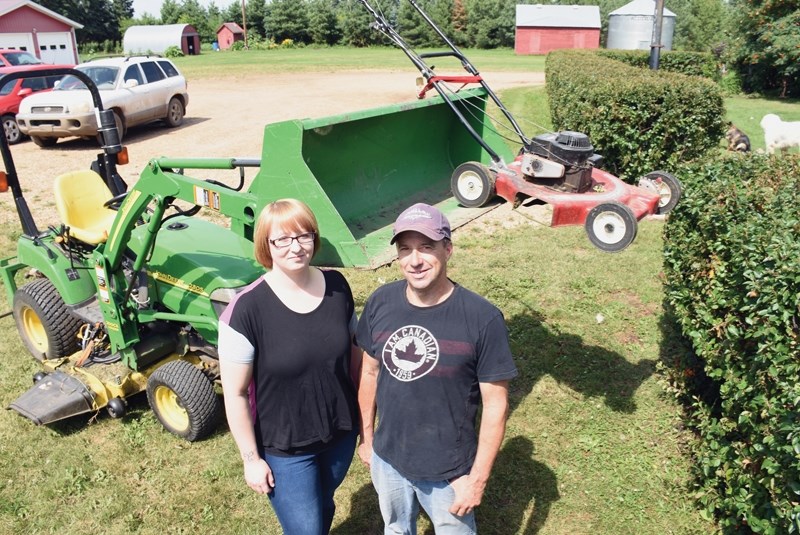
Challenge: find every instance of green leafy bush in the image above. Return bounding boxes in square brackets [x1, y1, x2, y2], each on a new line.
[663, 154, 800, 533]
[163, 46, 184, 58]
[546, 49, 725, 180]
[599, 50, 721, 82]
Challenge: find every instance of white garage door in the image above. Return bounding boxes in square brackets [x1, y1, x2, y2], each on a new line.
[0, 33, 35, 53]
[37, 32, 75, 64]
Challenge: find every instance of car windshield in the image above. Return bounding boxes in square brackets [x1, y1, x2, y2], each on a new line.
[2, 51, 43, 66]
[56, 66, 119, 90]
[0, 79, 15, 96]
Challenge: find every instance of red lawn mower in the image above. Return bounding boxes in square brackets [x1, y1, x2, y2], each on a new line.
[360, 0, 682, 252]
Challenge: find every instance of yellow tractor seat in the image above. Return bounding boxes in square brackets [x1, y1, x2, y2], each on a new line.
[53, 170, 118, 245]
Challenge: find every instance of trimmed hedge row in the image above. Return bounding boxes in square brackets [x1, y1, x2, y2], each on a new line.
[546, 50, 725, 180]
[598, 49, 720, 82]
[662, 154, 800, 533]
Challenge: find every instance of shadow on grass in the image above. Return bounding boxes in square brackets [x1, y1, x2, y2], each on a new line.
[332, 437, 558, 535]
[331, 483, 383, 535]
[506, 311, 655, 414]
[480, 436, 559, 534]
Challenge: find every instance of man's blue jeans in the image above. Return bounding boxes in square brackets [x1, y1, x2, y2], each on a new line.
[371, 452, 477, 535]
[264, 429, 357, 534]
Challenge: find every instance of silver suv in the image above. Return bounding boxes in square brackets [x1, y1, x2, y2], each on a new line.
[16, 56, 188, 147]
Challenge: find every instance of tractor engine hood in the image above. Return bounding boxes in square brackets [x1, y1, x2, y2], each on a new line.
[130, 215, 261, 321]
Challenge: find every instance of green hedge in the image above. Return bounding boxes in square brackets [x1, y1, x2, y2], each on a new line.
[662, 154, 800, 533]
[545, 50, 725, 180]
[598, 49, 721, 81]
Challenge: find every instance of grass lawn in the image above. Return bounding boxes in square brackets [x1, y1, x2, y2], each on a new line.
[2, 50, 798, 533]
[170, 46, 547, 78]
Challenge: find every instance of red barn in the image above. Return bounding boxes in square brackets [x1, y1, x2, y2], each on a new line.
[0, 0, 81, 64]
[515, 5, 601, 55]
[216, 22, 244, 50]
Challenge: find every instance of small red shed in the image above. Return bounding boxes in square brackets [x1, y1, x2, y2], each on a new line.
[0, 0, 82, 64]
[216, 22, 244, 50]
[515, 4, 601, 55]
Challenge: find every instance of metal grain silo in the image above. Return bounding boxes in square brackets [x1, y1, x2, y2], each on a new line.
[606, 0, 675, 51]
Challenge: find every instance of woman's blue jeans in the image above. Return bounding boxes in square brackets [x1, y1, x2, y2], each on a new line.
[263, 429, 357, 534]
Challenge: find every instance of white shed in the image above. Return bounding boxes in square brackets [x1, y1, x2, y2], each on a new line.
[123, 24, 200, 56]
[606, 0, 676, 51]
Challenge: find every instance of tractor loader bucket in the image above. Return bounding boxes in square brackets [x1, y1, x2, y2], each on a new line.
[249, 87, 514, 268]
[8, 371, 95, 425]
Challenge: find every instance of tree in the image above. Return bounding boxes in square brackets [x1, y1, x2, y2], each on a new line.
[308, 0, 341, 45]
[732, 0, 800, 97]
[668, 0, 730, 52]
[451, 0, 468, 46]
[397, 0, 436, 46]
[339, 0, 382, 46]
[160, 0, 182, 23]
[265, 0, 310, 43]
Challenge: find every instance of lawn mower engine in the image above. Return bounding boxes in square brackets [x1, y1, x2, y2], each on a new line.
[520, 131, 603, 193]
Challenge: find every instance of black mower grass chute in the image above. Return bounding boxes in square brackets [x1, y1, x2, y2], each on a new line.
[358, 0, 683, 252]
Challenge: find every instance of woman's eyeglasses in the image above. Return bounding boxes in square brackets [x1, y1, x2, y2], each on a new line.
[269, 232, 316, 248]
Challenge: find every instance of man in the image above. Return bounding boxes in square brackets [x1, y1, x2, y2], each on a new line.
[356, 202, 517, 534]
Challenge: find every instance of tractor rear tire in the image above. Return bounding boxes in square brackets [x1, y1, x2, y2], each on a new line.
[584, 201, 637, 253]
[146, 360, 222, 442]
[641, 170, 683, 215]
[13, 278, 83, 361]
[451, 162, 496, 208]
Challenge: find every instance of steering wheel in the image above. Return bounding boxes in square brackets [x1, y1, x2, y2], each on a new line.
[103, 192, 128, 210]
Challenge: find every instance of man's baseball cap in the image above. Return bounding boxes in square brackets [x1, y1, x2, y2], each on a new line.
[390, 203, 452, 244]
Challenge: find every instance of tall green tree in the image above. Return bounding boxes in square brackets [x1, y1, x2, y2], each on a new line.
[160, 0, 182, 23]
[732, 0, 800, 96]
[668, 0, 730, 52]
[339, 0, 382, 46]
[308, 0, 341, 45]
[265, 0, 310, 43]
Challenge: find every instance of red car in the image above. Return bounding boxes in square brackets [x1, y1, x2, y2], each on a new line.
[0, 63, 72, 144]
[0, 49, 49, 68]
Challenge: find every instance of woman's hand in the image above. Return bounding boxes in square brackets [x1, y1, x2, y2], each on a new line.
[244, 458, 275, 495]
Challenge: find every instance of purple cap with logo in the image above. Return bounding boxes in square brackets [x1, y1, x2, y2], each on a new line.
[390, 203, 452, 244]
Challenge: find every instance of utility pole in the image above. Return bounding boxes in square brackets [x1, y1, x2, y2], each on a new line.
[649, 0, 665, 70]
[241, 0, 248, 49]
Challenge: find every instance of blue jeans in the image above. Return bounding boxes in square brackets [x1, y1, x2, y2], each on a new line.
[371, 452, 477, 535]
[263, 429, 357, 534]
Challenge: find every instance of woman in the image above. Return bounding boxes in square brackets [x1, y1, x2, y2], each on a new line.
[219, 199, 360, 534]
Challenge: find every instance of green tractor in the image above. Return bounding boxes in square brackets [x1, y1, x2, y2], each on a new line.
[0, 69, 505, 440]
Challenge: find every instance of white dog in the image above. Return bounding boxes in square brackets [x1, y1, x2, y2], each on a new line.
[760, 113, 800, 154]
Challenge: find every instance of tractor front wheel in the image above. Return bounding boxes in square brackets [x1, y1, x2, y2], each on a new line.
[639, 170, 682, 215]
[585, 202, 637, 253]
[146, 360, 222, 441]
[13, 278, 83, 361]
[451, 162, 496, 208]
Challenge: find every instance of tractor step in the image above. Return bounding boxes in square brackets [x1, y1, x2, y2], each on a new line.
[8, 370, 95, 425]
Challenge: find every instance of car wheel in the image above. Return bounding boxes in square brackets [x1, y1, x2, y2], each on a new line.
[96, 110, 124, 146]
[2, 114, 22, 144]
[165, 97, 184, 128]
[13, 278, 83, 361]
[31, 135, 57, 148]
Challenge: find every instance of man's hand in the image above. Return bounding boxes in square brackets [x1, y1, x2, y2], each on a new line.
[357, 440, 373, 468]
[448, 474, 486, 516]
[244, 458, 274, 495]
